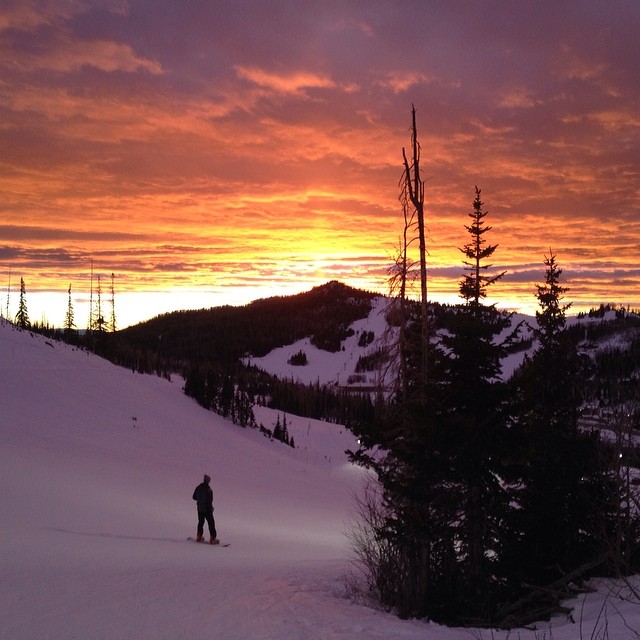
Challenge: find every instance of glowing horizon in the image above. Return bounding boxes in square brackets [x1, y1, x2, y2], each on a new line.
[2, 1, 639, 328]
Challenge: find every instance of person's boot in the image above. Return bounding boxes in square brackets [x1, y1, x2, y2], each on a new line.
[196, 533, 204, 542]
[209, 537, 219, 545]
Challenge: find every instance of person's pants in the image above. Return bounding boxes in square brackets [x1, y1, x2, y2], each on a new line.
[197, 510, 217, 539]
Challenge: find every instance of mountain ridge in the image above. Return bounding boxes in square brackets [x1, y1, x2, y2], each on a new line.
[117, 280, 378, 366]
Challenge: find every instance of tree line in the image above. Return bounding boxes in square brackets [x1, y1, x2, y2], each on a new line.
[4, 271, 118, 336]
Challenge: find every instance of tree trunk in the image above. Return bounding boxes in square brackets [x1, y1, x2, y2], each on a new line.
[402, 105, 428, 396]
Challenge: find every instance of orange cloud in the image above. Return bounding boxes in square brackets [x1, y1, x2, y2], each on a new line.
[0, 1, 80, 31]
[2, 1, 639, 327]
[235, 66, 336, 95]
[376, 71, 431, 94]
[2, 36, 161, 75]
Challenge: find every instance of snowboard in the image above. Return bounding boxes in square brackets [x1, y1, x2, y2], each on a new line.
[187, 537, 230, 547]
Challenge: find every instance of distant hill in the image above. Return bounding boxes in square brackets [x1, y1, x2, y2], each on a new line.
[117, 280, 378, 369]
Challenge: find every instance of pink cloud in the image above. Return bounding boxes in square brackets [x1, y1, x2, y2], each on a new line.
[235, 66, 336, 95]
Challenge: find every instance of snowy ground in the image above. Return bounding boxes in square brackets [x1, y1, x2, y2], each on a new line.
[2, 321, 639, 639]
[248, 300, 535, 387]
[246, 296, 391, 387]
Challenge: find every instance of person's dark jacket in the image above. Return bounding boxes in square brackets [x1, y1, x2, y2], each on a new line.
[192, 482, 214, 513]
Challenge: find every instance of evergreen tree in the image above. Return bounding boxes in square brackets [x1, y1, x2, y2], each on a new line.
[435, 187, 518, 616]
[184, 364, 206, 406]
[530, 251, 577, 436]
[64, 284, 76, 334]
[459, 187, 506, 306]
[110, 273, 116, 332]
[15, 277, 29, 329]
[5, 267, 11, 320]
[273, 414, 282, 441]
[88, 258, 94, 334]
[509, 252, 611, 592]
[219, 375, 234, 417]
[534, 251, 571, 351]
[95, 275, 106, 332]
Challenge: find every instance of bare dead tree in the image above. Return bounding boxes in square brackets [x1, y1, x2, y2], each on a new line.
[401, 104, 428, 395]
[384, 195, 418, 405]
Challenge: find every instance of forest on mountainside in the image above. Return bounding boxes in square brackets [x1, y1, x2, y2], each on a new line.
[116, 280, 376, 366]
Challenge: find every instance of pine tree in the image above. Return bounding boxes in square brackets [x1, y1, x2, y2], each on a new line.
[95, 275, 105, 332]
[15, 277, 29, 329]
[436, 187, 518, 614]
[509, 252, 608, 591]
[219, 375, 233, 417]
[273, 414, 282, 441]
[459, 187, 506, 307]
[88, 259, 94, 334]
[110, 273, 117, 332]
[531, 251, 576, 433]
[184, 364, 206, 407]
[64, 284, 75, 334]
[5, 267, 11, 320]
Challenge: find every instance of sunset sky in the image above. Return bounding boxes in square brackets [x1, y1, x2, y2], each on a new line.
[2, 1, 639, 328]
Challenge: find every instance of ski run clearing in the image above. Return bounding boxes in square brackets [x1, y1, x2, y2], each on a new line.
[1, 319, 639, 639]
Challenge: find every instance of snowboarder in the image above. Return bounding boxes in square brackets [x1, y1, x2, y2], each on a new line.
[192, 474, 219, 544]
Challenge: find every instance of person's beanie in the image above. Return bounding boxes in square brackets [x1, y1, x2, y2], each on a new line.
[204, 474, 211, 484]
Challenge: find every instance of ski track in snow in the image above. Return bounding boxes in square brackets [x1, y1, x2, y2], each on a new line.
[1, 319, 639, 639]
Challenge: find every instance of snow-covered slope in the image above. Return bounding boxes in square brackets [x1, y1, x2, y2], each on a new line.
[249, 298, 534, 385]
[247, 296, 391, 387]
[250, 301, 640, 386]
[1, 321, 639, 639]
